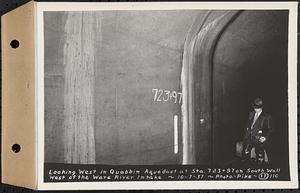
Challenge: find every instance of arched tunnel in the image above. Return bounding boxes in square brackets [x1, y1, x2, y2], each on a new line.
[181, 10, 289, 170]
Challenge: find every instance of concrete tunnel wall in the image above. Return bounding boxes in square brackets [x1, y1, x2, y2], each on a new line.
[44, 10, 199, 164]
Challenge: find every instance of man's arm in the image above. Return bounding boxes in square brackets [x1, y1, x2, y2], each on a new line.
[264, 115, 273, 139]
[243, 112, 253, 143]
[245, 111, 254, 130]
[259, 114, 272, 143]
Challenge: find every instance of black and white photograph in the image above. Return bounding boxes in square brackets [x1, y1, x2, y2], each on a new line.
[40, 2, 297, 189]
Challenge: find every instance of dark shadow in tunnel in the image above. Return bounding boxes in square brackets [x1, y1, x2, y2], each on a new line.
[211, 10, 289, 178]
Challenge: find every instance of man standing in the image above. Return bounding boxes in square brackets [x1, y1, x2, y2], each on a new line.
[242, 98, 273, 164]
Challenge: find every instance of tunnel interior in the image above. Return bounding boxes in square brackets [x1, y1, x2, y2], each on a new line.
[44, 10, 290, 169]
[210, 10, 289, 168]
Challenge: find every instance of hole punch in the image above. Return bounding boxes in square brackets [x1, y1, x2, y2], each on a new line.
[10, 39, 20, 49]
[12, 144, 21, 153]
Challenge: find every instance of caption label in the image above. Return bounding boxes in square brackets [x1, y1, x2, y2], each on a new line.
[45, 166, 282, 182]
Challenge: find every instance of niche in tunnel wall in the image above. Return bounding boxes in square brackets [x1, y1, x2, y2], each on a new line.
[212, 10, 289, 168]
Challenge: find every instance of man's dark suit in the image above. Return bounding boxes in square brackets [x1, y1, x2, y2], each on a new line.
[243, 110, 273, 162]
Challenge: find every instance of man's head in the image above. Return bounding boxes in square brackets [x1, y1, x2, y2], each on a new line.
[252, 98, 263, 112]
